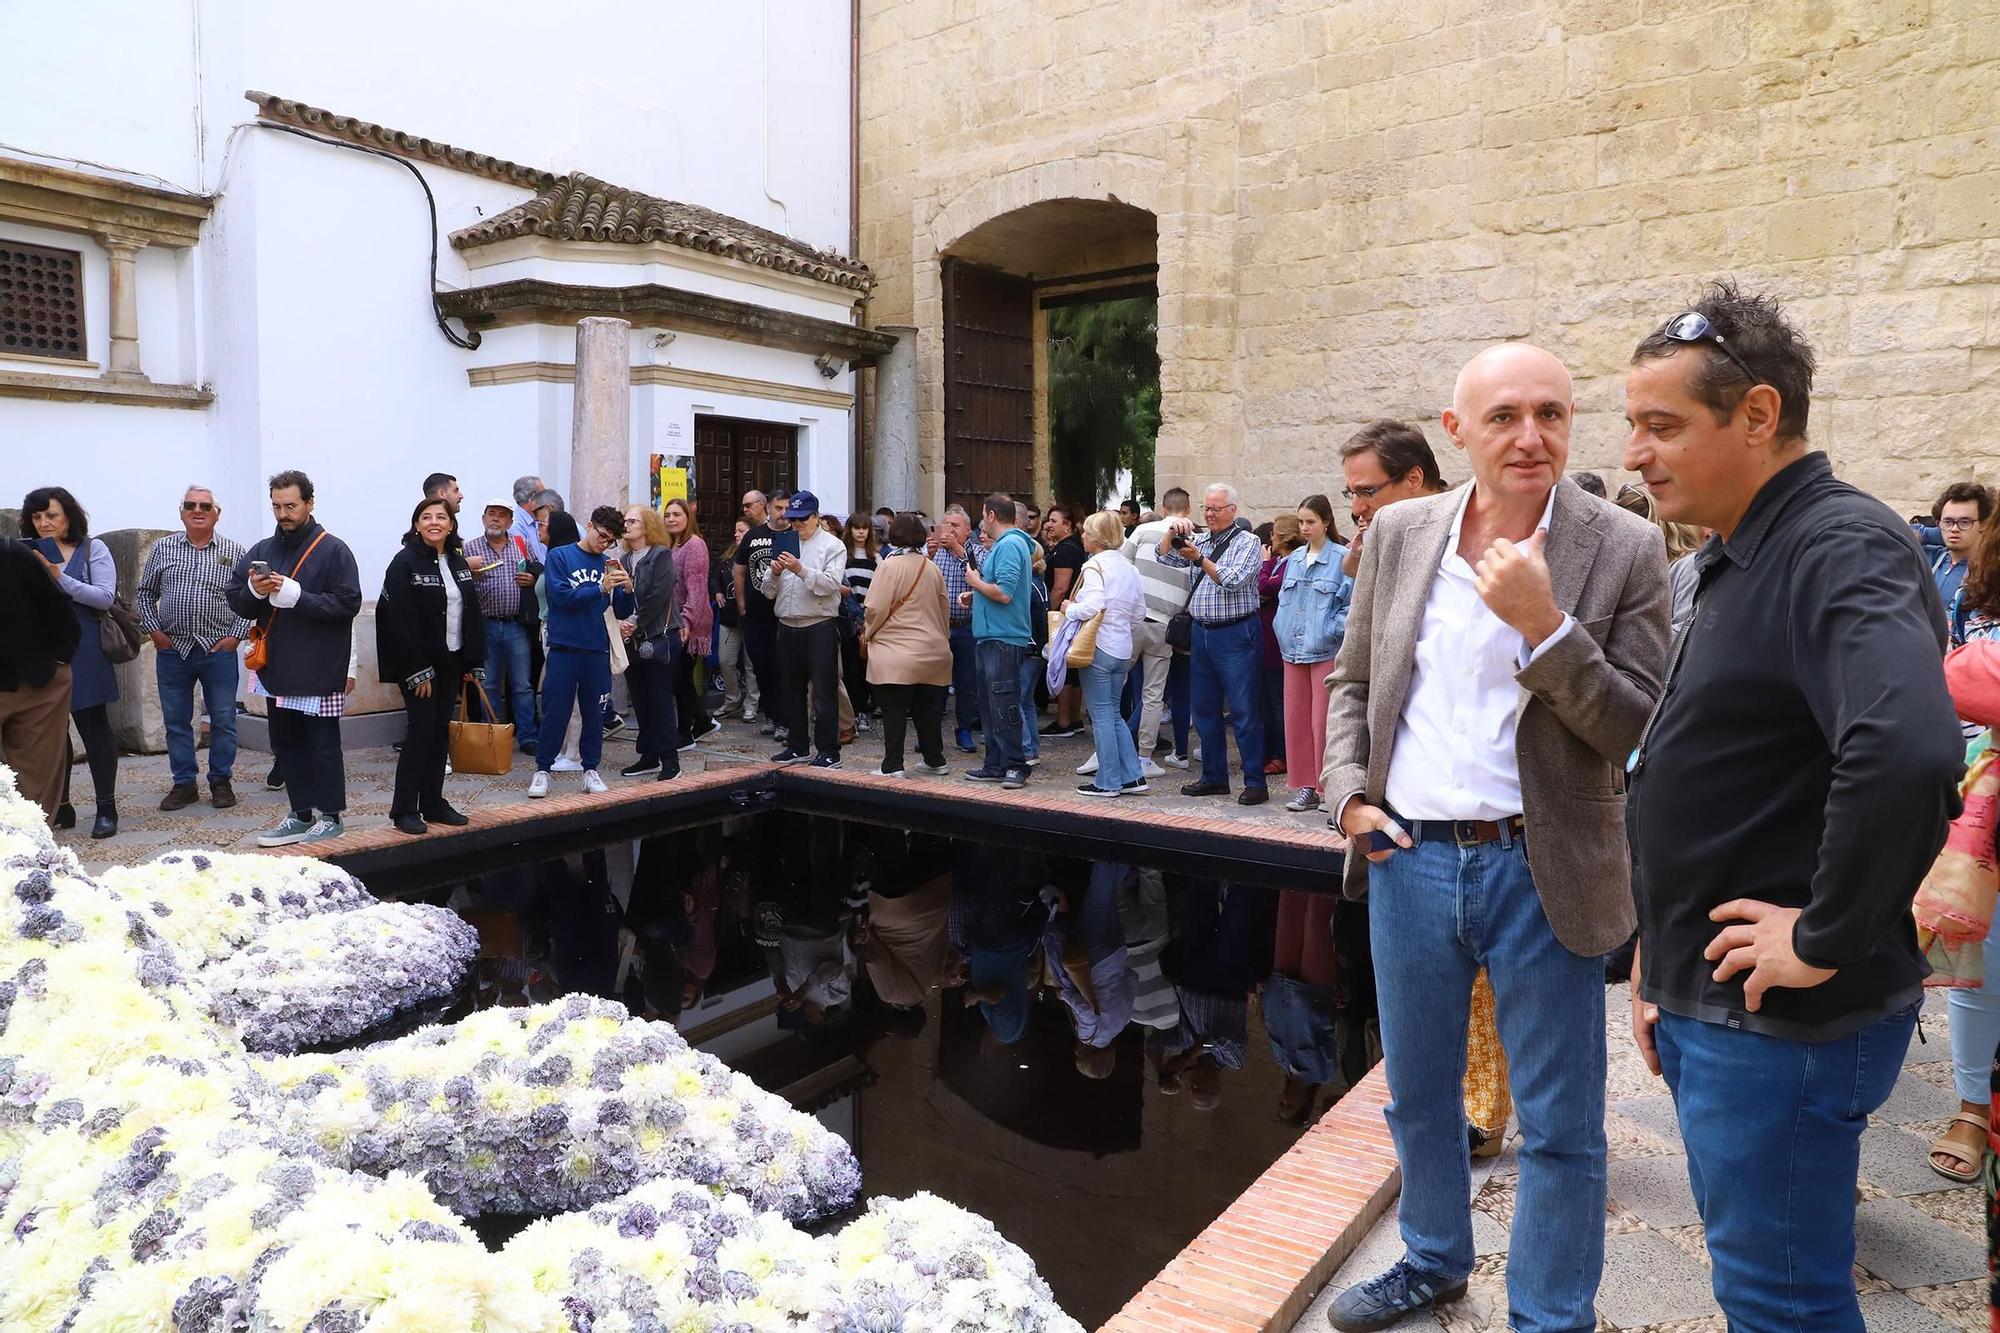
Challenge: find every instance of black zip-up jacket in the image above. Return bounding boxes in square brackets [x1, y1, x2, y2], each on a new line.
[375, 539, 487, 690]
[0, 537, 80, 690]
[1629, 451, 1963, 1041]
[225, 520, 362, 698]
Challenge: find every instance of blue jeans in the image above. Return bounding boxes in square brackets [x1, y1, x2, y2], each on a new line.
[950, 625, 980, 729]
[1190, 617, 1266, 788]
[1656, 1004, 1917, 1332]
[1949, 929, 2000, 1102]
[973, 638, 1027, 777]
[156, 647, 238, 786]
[484, 619, 539, 740]
[1083, 649, 1140, 790]
[1369, 832, 1606, 1333]
[1019, 653, 1041, 759]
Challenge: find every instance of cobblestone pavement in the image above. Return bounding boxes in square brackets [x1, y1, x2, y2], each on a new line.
[51, 712, 1337, 875]
[1295, 987, 1986, 1332]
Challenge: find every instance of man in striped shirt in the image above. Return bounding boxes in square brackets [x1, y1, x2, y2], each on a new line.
[136, 485, 253, 811]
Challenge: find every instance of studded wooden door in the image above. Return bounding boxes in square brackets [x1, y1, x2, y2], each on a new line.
[942, 259, 1034, 515]
[693, 415, 797, 553]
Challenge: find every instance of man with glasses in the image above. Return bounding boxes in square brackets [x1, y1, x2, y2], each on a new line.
[1158, 483, 1268, 805]
[137, 486, 254, 812]
[1623, 283, 1961, 1332]
[1928, 481, 1991, 621]
[1339, 419, 1449, 582]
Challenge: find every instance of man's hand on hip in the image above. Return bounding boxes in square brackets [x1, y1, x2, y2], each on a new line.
[1704, 899, 1837, 1013]
[1335, 798, 1413, 863]
[149, 630, 173, 652]
[1474, 530, 1564, 647]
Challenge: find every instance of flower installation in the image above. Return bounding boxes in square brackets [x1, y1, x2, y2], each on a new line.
[0, 766, 1086, 1332]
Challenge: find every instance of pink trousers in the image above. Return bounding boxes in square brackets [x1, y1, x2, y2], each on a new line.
[1282, 657, 1337, 792]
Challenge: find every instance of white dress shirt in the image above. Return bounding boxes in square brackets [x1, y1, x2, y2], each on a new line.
[440, 552, 464, 653]
[1382, 483, 1572, 822]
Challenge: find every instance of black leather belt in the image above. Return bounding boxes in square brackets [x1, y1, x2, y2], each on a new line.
[1409, 815, 1526, 847]
[1199, 611, 1258, 631]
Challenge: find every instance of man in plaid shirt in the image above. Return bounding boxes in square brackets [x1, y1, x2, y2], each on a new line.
[463, 500, 544, 748]
[136, 485, 253, 811]
[926, 506, 983, 752]
[1156, 483, 1268, 804]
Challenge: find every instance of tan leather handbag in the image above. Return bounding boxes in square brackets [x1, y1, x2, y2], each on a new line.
[1048, 609, 1104, 668]
[448, 678, 515, 776]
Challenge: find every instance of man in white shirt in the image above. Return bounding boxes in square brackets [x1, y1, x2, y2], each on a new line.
[1320, 345, 1669, 1333]
[1120, 487, 1196, 765]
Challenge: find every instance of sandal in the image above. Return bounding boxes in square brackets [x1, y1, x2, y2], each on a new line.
[1929, 1111, 1988, 1183]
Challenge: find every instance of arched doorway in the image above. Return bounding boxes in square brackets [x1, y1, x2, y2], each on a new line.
[936, 198, 1157, 515]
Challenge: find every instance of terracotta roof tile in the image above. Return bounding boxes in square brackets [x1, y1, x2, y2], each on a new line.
[245, 91, 870, 292]
[451, 173, 871, 291]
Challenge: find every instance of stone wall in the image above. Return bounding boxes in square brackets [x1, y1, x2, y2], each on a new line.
[858, 0, 2000, 519]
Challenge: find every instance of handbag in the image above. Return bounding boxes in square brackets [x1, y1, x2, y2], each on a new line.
[97, 597, 144, 665]
[1165, 526, 1238, 653]
[1050, 608, 1103, 668]
[448, 677, 515, 776]
[1915, 742, 2000, 987]
[858, 569, 923, 662]
[243, 531, 329, 674]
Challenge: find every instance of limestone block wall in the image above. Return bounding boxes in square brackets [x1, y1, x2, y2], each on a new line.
[859, 0, 2000, 521]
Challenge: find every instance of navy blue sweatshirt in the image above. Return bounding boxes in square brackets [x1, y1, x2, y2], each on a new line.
[543, 543, 633, 652]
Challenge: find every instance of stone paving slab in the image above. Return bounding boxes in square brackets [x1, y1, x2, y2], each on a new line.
[1595, 1230, 1719, 1329]
[1855, 1198, 1990, 1291]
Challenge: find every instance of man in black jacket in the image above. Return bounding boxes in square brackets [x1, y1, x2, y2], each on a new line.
[1622, 283, 1964, 1332]
[226, 470, 363, 847]
[0, 535, 82, 820]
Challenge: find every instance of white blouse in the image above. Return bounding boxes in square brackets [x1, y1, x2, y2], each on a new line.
[1064, 550, 1147, 660]
[439, 552, 464, 652]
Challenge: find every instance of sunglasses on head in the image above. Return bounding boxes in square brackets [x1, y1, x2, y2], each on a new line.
[1663, 311, 1761, 386]
[181, 500, 215, 512]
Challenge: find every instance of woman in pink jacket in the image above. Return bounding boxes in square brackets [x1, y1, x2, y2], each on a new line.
[664, 499, 720, 750]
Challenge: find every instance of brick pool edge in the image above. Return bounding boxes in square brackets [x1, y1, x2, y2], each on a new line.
[1100, 1066, 1399, 1333]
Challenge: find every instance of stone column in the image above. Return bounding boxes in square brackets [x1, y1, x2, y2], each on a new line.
[570, 317, 632, 511]
[871, 325, 919, 511]
[98, 235, 148, 380]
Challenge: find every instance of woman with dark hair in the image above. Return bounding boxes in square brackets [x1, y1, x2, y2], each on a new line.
[713, 519, 753, 721]
[21, 486, 120, 837]
[1271, 493, 1352, 814]
[375, 497, 485, 835]
[662, 498, 719, 750]
[862, 512, 952, 777]
[840, 512, 880, 725]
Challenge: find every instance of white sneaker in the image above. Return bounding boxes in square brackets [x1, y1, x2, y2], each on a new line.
[1164, 752, 1190, 770]
[527, 771, 550, 799]
[914, 762, 951, 776]
[444, 759, 453, 775]
[551, 754, 583, 773]
[1076, 754, 1100, 776]
[582, 769, 608, 794]
[878, 767, 906, 778]
[1139, 757, 1166, 779]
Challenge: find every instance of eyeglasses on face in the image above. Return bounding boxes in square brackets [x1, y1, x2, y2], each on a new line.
[181, 500, 215, 512]
[1942, 517, 1980, 531]
[1342, 481, 1393, 501]
[1663, 311, 1762, 387]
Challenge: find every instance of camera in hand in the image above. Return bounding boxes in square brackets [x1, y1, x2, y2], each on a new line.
[1169, 531, 1192, 550]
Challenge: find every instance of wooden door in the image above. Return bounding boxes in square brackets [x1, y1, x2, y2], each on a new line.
[692, 415, 798, 552]
[943, 259, 1034, 514]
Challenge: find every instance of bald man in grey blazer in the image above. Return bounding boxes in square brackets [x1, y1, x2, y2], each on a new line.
[1320, 345, 1669, 1333]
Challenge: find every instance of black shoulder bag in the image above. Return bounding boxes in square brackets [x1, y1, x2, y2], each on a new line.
[1165, 526, 1237, 654]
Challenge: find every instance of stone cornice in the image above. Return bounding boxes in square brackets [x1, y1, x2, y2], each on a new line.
[0, 369, 212, 408]
[467, 361, 855, 411]
[0, 157, 211, 248]
[436, 280, 898, 364]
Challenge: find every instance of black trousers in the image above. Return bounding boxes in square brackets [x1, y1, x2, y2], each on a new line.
[838, 616, 873, 715]
[392, 656, 459, 818]
[267, 706, 346, 820]
[626, 648, 681, 775]
[672, 642, 712, 744]
[873, 682, 944, 772]
[742, 614, 779, 721]
[61, 702, 118, 809]
[777, 619, 840, 758]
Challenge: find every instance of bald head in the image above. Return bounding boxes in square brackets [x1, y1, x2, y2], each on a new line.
[1443, 343, 1575, 506]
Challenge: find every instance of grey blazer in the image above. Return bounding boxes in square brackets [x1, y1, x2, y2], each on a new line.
[622, 546, 681, 645]
[1320, 478, 1670, 957]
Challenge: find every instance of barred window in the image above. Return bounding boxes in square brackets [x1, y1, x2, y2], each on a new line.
[0, 240, 87, 361]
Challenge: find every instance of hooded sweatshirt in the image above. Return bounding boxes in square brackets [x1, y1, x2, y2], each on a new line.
[542, 542, 634, 652]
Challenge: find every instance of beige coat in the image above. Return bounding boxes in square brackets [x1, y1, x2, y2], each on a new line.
[1320, 478, 1670, 957]
[862, 552, 952, 686]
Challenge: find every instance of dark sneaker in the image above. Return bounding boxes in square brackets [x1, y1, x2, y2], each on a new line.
[1122, 779, 1151, 794]
[964, 769, 1004, 783]
[265, 765, 286, 790]
[1180, 780, 1230, 797]
[1044, 723, 1086, 739]
[955, 728, 977, 753]
[602, 712, 627, 739]
[422, 804, 470, 827]
[1238, 786, 1269, 807]
[159, 783, 200, 812]
[209, 780, 237, 809]
[1001, 769, 1029, 790]
[771, 748, 808, 764]
[393, 814, 429, 836]
[808, 753, 842, 770]
[621, 757, 662, 778]
[1327, 1261, 1468, 1332]
[1077, 782, 1121, 798]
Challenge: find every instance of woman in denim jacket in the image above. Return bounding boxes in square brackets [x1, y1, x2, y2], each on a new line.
[1272, 494, 1352, 813]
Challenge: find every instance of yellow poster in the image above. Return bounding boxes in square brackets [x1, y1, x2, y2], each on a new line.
[658, 466, 688, 504]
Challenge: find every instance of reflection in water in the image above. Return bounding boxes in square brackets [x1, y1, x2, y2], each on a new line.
[414, 812, 1380, 1326]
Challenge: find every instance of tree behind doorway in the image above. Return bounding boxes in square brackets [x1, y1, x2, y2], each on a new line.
[1047, 295, 1159, 511]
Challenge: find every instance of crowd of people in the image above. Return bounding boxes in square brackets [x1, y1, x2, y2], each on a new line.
[0, 278, 1992, 1332]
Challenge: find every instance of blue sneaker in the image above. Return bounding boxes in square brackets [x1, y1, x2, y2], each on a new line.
[1327, 1260, 1467, 1332]
[955, 728, 977, 753]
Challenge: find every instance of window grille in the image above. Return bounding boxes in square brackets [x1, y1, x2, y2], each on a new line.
[0, 240, 87, 361]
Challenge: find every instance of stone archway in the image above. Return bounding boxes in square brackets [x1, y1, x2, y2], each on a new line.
[908, 132, 1240, 515]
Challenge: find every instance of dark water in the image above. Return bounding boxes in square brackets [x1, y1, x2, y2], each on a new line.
[389, 811, 1373, 1328]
